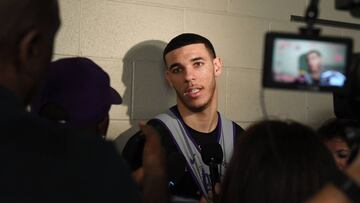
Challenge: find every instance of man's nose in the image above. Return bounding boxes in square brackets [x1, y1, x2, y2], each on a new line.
[184, 67, 195, 82]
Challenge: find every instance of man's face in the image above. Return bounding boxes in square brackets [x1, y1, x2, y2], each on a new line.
[307, 52, 322, 73]
[164, 43, 221, 112]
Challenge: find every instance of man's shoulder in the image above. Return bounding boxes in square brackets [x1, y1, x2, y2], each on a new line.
[122, 117, 176, 171]
[150, 110, 245, 136]
[232, 121, 245, 133]
[148, 118, 172, 134]
[1, 111, 121, 160]
[0, 108, 128, 168]
[218, 113, 245, 134]
[0, 111, 140, 201]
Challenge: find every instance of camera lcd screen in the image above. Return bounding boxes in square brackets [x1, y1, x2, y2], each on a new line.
[263, 32, 353, 92]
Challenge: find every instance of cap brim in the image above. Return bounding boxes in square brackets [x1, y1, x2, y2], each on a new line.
[109, 87, 122, 104]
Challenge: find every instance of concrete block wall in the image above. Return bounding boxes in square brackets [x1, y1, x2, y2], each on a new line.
[53, 0, 360, 145]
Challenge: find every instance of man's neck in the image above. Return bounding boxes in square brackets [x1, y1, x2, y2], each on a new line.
[177, 100, 218, 134]
[311, 72, 320, 78]
[311, 67, 321, 80]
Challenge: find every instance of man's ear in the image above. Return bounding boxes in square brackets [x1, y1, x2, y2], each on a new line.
[213, 57, 222, 77]
[17, 30, 41, 73]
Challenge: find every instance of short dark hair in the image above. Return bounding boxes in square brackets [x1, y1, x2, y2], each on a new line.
[317, 118, 360, 145]
[220, 120, 338, 203]
[163, 33, 216, 62]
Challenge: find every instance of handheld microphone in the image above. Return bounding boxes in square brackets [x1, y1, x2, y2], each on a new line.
[200, 141, 223, 201]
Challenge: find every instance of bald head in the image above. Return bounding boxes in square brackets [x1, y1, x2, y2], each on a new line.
[0, 0, 60, 105]
[0, 0, 60, 61]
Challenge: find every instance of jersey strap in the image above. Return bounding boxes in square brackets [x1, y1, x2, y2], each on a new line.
[153, 109, 235, 197]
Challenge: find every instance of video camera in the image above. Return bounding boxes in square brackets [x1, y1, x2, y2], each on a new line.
[263, 0, 356, 93]
[262, 0, 360, 161]
[262, 32, 352, 92]
[336, 0, 360, 17]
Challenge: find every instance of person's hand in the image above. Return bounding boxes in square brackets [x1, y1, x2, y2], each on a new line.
[199, 196, 208, 203]
[139, 122, 168, 203]
[199, 183, 221, 203]
[131, 167, 144, 186]
[140, 123, 166, 177]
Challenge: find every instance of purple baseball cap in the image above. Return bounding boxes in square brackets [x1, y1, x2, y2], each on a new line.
[32, 57, 122, 128]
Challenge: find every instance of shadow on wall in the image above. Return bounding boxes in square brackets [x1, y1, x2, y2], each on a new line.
[113, 40, 176, 152]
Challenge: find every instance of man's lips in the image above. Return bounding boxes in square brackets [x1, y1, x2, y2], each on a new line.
[183, 87, 202, 96]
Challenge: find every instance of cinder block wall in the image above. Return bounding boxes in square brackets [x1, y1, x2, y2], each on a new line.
[53, 0, 360, 144]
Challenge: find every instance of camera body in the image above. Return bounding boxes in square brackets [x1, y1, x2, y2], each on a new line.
[336, 0, 360, 10]
[332, 0, 360, 120]
[336, 0, 360, 17]
[261, 0, 360, 160]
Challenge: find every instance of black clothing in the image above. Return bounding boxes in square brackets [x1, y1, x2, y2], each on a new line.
[0, 86, 141, 202]
[123, 106, 244, 200]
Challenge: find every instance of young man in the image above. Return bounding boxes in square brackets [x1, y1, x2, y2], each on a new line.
[302, 50, 345, 86]
[0, 1, 166, 202]
[124, 33, 244, 201]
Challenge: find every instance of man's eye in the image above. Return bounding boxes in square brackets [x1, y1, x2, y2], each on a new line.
[171, 67, 182, 73]
[194, 62, 204, 67]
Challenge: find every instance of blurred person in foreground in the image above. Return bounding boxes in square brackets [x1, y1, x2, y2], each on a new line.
[308, 120, 360, 203]
[219, 120, 338, 203]
[317, 118, 360, 171]
[0, 0, 166, 202]
[307, 150, 360, 203]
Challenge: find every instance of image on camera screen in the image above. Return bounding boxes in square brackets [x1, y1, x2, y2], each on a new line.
[263, 32, 353, 92]
[273, 39, 347, 86]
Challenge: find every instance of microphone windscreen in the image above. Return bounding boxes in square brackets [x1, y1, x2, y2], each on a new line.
[200, 141, 223, 166]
